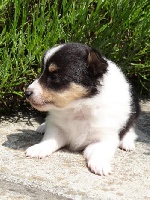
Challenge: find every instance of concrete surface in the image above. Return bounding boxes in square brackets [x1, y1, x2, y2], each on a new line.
[0, 101, 150, 200]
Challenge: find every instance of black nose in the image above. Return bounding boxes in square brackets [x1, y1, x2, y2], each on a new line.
[25, 90, 33, 98]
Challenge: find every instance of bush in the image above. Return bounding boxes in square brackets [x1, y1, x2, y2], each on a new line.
[0, 0, 149, 112]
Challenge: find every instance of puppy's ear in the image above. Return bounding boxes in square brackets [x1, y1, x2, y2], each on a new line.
[88, 49, 108, 78]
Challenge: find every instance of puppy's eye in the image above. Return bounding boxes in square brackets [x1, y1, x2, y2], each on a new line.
[50, 73, 57, 81]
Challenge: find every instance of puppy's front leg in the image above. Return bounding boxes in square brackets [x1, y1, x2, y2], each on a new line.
[84, 139, 119, 176]
[36, 122, 46, 134]
[26, 124, 66, 158]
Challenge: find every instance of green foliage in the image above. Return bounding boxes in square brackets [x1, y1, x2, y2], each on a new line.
[0, 0, 149, 111]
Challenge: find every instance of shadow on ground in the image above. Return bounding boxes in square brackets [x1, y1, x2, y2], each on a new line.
[136, 111, 150, 136]
[2, 129, 78, 156]
[2, 129, 42, 150]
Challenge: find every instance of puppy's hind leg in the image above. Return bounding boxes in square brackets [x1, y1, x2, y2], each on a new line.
[84, 137, 119, 176]
[119, 127, 137, 151]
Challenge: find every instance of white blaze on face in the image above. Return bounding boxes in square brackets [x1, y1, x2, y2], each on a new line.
[39, 44, 64, 79]
[44, 45, 64, 64]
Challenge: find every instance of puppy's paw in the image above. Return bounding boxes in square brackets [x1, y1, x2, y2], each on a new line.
[120, 127, 137, 151]
[25, 143, 52, 158]
[36, 123, 46, 134]
[119, 139, 135, 151]
[87, 157, 111, 176]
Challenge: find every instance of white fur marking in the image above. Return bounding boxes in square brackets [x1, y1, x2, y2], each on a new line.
[37, 44, 64, 83]
[44, 45, 64, 64]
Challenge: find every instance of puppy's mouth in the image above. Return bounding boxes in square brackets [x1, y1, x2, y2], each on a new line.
[27, 99, 54, 108]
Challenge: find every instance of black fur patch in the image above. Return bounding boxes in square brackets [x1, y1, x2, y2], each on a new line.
[39, 43, 108, 97]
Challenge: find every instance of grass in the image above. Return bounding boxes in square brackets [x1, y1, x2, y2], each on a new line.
[0, 0, 150, 112]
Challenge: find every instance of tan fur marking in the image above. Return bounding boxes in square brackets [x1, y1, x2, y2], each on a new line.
[42, 83, 88, 108]
[48, 64, 58, 72]
[88, 51, 97, 63]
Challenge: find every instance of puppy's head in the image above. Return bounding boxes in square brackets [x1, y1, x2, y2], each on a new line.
[25, 43, 108, 111]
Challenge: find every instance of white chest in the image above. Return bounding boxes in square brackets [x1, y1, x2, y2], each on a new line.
[50, 109, 93, 150]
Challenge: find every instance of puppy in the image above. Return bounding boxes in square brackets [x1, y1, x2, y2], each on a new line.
[25, 43, 140, 175]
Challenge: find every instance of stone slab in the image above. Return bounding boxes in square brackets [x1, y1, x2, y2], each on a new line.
[0, 101, 150, 200]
